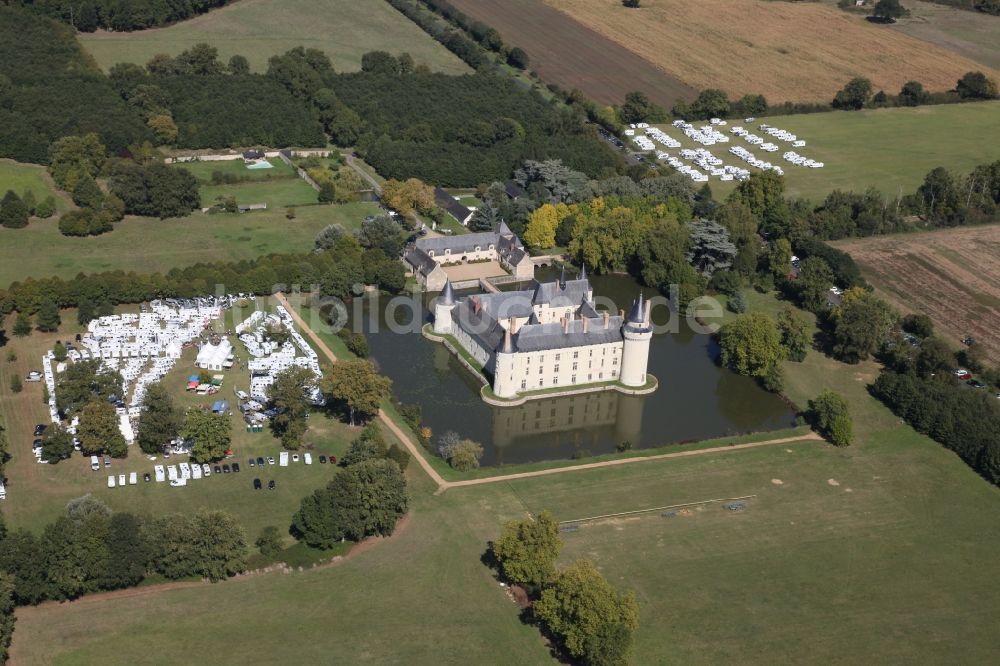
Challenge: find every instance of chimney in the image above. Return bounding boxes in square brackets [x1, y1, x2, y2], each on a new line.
[603, 312, 609, 329]
[511, 317, 519, 335]
[583, 317, 589, 333]
[644, 300, 652, 325]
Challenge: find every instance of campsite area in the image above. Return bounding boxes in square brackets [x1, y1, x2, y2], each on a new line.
[636, 101, 1000, 203]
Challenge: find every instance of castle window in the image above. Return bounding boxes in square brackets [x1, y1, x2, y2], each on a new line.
[589, 349, 593, 357]
[554, 365, 559, 373]
[539, 379, 544, 387]
[572, 362, 578, 371]
[555, 353, 560, 361]
[571, 375, 577, 384]
[613, 357, 618, 365]
[599, 372, 603, 379]
[573, 351, 579, 359]
[588, 374, 592, 381]
[538, 366, 543, 374]
[521, 379, 526, 390]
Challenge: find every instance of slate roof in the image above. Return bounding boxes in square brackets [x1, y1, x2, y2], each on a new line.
[514, 316, 624, 352]
[434, 187, 473, 223]
[416, 231, 502, 255]
[404, 248, 439, 276]
[532, 278, 591, 308]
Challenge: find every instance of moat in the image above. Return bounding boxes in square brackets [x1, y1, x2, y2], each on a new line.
[357, 268, 797, 465]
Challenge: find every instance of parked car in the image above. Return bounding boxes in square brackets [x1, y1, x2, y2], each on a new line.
[267, 456, 275, 465]
[253, 478, 262, 490]
[248, 458, 255, 467]
[256, 456, 265, 466]
[24, 372, 42, 382]
[954, 369, 972, 380]
[203, 463, 212, 477]
[268, 479, 275, 490]
[32, 439, 43, 450]
[319, 455, 327, 464]
[232, 463, 241, 473]
[143, 473, 151, 482]
[968, 379, 987, 389]
[214, 465, 222, 474]
[104, 456, 111, 468]
[222, 464, 230, 474]
[329, 455, 337, 465]
[33, 424, 46, 436]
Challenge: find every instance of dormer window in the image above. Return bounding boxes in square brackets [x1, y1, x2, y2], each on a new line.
[445, 249, 451, 255]
[489, 244, 495, 250]
[475, 245, 481, 252]
[428, 250, 435, 257]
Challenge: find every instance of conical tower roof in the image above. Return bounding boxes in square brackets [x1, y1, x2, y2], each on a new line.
[559, 265, 567, 289]
[440, 279, 456, 306]
[627, 292, 646, 324]
[578, 263, 587, 281]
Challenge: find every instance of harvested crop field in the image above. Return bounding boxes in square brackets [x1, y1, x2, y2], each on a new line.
[888, 0, 1000, 71]
[834, 226, 1000, 361]
[541, 0, 1000, 103]
[445, 0, 695, 107]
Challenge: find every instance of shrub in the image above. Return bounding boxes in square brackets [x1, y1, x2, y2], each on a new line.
[809, 390, 853, 446]
[449, 439, 484, 471]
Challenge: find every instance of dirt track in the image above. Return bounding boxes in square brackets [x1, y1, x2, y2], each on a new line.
[278, 292, 822, 495]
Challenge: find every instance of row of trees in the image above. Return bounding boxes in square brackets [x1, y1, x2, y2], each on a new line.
[832, 71, 998, 111]
[491, 512, 640, 665]
[0, 495, 246, 606]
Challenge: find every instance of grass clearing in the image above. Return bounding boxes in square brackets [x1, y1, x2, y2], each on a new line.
[833, 225, 1000, 362]
[0, 201, 379, 287]
[199, 176, 321, 209]
[543, 0, 1000, 103]
[646, 101, 1000, 203]
[177, 157, 296, 184]
[0, 159, 69, 212]
[78, 0, 469, 75]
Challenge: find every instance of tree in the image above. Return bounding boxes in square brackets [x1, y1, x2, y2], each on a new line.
[314, 224, 346, 252]
[524, 203, 565, 249]
[769, 238, 793, 279]
[901, 313, 934, 338]
[386, 443, 410, 471]
[35, 196, 57, 219]
[872, 0, 909, 22]
[268, 365, 318, 449]
[492, 511, 562, 588]
[0, 573, 15, 661]
[146, 510, 247, 582]
[72, 174, 104, 210]
[0, 191, 28, 229]
[361, 50, 401, 75]
[956, 71, 999, 100]
[35, 300, 61, 332]
[147, 114, 179, 144]
[341, 424, 388, 466]
[915, 337, 954, 378]
[52, 342, 68, 362]
[718, 312, 783, 379]
[777, 306, 810, 362]
[104, 513, 147, 589]
[182, 409, 232, 463]
[56, 360, 123, 415]
[898, 80, 928, 106]
[619, 91, 655, 124]
[833, 77, 873, 110]
[321, 360, 392, 425]
[809, 390, 853, 446]
[507, 47, 529, 69]
[449, 439, 484, 471]
[380, 178, 434, 217]
[687, 218, 736, 276]
[729, 170, 785, 223]
[357, 215, 404, 257]
[136, 383, 181, 455]
[255, 526, 283, 557]
[533, 559, 640, 661]
[830, 288, 896, 363]
[41, 424, 74, 462]
[292, 459, 408, 548]
[175, 43, 224, 76]
[12, 313, 31, 338]
[228, 54, 251, 75]
[317, 181, 336, 204]
[794, 256, 835, 312]
[77, 400, 127, 457]
[109, 162, 200, 219]
[690, 88, 730, 120]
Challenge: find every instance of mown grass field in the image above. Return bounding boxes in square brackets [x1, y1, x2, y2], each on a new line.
[78, 0, 469, 75]
[647, 101, 1000, 203]
[834, 225, 1000, 362]
[0, 160, 69, 213]
[542, 0, 1000, 103]
[178, 157, 296, 183]
[0, 201, 379, 288]
[200, 176, 321, 209]
[10, 289, 1000, 664]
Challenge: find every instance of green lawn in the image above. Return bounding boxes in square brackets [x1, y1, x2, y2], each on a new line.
[78, 0, 469, 75]
[8, 291, 1000, 664]
[177, 157, 296, 183]
[0, 202, 379, 288]
[651, 101, 1000, 203]
[200, 176, 321, 209]
[0, 160, 69, 213]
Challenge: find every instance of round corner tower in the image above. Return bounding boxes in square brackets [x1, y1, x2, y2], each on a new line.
[620, 293, 652, 387]
[433, 280, 456, 334]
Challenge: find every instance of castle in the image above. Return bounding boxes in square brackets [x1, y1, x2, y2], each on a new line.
[432, 267, 653, 400]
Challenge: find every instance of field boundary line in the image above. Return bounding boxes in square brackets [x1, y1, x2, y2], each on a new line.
[559, 494, 757, 525]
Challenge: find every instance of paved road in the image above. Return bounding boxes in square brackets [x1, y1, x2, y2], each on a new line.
[278, 292, 823, 495]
